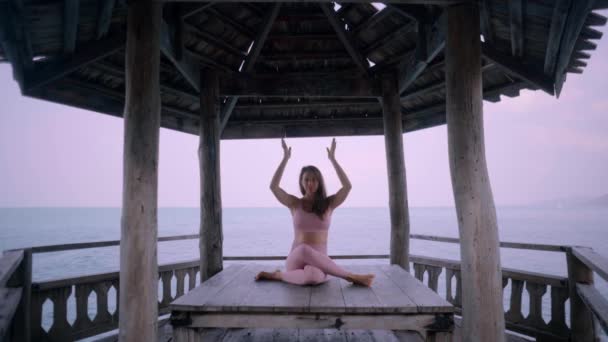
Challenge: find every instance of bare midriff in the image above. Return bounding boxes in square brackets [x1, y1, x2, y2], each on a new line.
[294, 231, 328, 245]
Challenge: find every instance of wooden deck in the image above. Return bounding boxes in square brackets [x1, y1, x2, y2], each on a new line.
[169, 264, 454, 341]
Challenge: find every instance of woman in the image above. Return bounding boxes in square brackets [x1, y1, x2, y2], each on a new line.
[255, 138, 375, 287]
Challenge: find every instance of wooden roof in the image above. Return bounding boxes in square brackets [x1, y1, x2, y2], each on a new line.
[0, 1, 606, 139]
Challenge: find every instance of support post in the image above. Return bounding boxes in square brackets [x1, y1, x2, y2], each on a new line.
[381, 71, 410, 270]
[10, 248, 31, 342]
[199, 69, 223, 282]
[567, 251, 596, 342]
[119, 2, 161, 341]
[445, 3, 505, 341]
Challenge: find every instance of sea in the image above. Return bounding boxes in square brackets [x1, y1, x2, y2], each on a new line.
[1, 206, 606, 340]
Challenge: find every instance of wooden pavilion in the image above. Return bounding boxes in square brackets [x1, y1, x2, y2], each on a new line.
[1, 0, 607, 341]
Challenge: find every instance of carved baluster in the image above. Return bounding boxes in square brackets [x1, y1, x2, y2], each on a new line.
[188, 268, 197, 290]
[160, 270, 173, 306]
[453, 270, 462, 307]
[413, 263, 425, 282]
[524, 282, 547, 329]
[94, 281, 112, 324]
[72, 284, 92, 331]
[427, 266, 442, 293]
[445, 269, 454, 303]
[548, 285, 569, 336]
[30, 290, 47, 340]
[47, 286, 73, 341]
[175, 269, 186, 298]
[506, 279, 524, 323]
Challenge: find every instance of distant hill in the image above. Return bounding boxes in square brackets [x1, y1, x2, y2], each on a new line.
[583, 194, 608, 207]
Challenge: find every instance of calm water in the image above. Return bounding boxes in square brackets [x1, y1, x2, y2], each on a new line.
[1, 206, 607, 338]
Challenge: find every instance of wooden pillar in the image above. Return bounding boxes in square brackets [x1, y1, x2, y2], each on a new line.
[445, 3, 505, 341]
[119, 2, 161, 342]
[198, 69, 223, 282]
[566, 250, 595, 342]
[381, 71, 410, 270]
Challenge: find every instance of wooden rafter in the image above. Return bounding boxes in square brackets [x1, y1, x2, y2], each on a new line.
[160, 17, 201, 91]
[509, 0, 524, 57]
[398, 12, 445, 94]
[544, 0, 571, 75]
[207, 8, 255, 39]
[96, 0, 115, 39]
[363, 21, 416, 55]
[219, 3, 281, 132]
[181, 2, 215, 19]
[480, 0, 494, 44]
[162, 0, 470, 4]
[554, 0, 596, 97]
[23, 31, 125, 92]
[482, 42, 554, 95]
[319, 3, 370, 75]
[400, 63, 496, 102]
[63, 0, 79, 54]
[353, 7, 393, 35]
[219, 74, 381, 97]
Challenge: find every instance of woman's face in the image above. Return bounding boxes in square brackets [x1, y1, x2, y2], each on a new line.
[301, 171, 319, 195]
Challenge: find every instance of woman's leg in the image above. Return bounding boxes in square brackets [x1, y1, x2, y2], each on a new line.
[283, 244, 350, 279]
[278, 265, 327, 285]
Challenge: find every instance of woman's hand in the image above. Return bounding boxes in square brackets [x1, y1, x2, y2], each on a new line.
[281, 137, 291, 160]
[326, 138, 336, 162]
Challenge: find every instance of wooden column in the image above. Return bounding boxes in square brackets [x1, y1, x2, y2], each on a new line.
[198, 69, 223, 282]
[381, 71, 410, 270]
[445, 3, 505, 341]
[566, 251, 595, 342]
[119, 2, 161, 342]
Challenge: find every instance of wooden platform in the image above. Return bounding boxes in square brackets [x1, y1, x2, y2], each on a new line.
[169, 264, 455, 341]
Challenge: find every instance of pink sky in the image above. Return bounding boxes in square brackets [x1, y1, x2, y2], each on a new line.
[1, 19, 607, 207]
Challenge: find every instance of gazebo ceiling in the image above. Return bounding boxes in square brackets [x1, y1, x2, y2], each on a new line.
[0, 1, 606, 139]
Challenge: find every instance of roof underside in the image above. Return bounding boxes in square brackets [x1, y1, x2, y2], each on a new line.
[0, 1, 606, 139]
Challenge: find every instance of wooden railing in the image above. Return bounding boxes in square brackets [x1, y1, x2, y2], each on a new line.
[0, 249, 31, 342]
[4, 234, 608, 341]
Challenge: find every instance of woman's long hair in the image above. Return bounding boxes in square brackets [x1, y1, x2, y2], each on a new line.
[299, 165, 330, 218]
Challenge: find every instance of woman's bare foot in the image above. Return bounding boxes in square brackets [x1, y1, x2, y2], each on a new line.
[346, 273, 375, 287]
[255, 270, 282, 281]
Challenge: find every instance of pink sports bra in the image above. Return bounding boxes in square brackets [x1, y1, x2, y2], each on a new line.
[292, 201, 332, 232]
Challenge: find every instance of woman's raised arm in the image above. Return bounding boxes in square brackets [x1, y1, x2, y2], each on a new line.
[270, 138, 298, 208]
[327, 138, 352, 209]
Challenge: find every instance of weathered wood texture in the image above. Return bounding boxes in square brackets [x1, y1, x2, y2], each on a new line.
[199, 69, 223, 283]
[567, 251, 596, 341]
[119, 2, 161, 342]
[10, 249, 31, 342]
[445, 3, 505, 342]
[171, 264, 453, 341]
[576, 283, 608, 335]
[381, 72, 410, 271]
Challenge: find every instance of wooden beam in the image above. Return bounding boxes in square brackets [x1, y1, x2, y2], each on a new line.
[398, 12, 445, 94]
[207, 8, 255, 39]
[96, 0, 115, 39]
[544, 0, 571, 76]
[400, 63, 496, 101]
[446, 3, 505, 341]
[181, 2, 215, 19]
[120, 2, 161, 342]
[567, 251, 596, 341]
[163, 0, 470, 4]
[184, 23, 247, 57]
[23, 31, 125, 91]
[554, 0, 596, 97]
[319, 3, 370, 75]
[482, 42, 554, 95]
[160, 18, 201, 91]
[381, 71, 411, 271]
[220, 3, 281, 132]
[509, 0, 524, 57]
[480, 0, 494, 44]
[353, 7, 393, 35]
[219, 74, 381, 98]
[363, 22, 416, 55]
[199, 69, 223, 282]
[63, 0, 79, 54]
